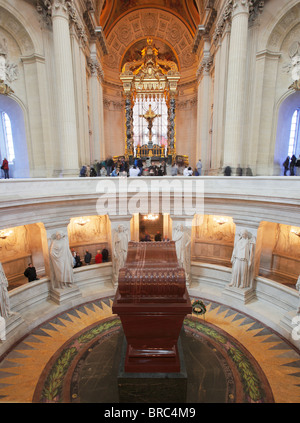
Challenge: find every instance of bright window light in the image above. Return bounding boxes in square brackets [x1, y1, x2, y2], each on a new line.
[2, 112, 15, 163]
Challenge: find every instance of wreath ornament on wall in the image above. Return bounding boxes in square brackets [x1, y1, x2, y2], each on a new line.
[192, 299, 206, 316]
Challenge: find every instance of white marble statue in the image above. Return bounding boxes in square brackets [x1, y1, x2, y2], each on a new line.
[112, 225, 129, 285]
[49, 231, 74, 289]
[173, 224, 192, 285]
[296, 275, 300, 314]
[229, 229, 256, 289]
[0, 262, 11, 319]
[0, 316, 5, 341]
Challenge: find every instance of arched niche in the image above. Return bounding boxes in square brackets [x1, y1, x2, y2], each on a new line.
[67, 215, 111, 264]
[0, 95, 30, 178]
[259, 221, 300, 287]
[192, 214, 235, 267]
[0, 222, 45, 290]
[274, 90, 300, 174]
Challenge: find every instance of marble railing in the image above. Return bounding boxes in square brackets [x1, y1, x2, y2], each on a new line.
[0, 176, 299, 228]
[0, 176, 300, 354]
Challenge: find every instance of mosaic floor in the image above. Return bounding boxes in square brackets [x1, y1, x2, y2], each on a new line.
[0, 297, 300, 403]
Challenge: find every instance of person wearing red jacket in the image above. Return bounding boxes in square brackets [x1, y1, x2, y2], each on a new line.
[95, 250, 102, 263]
[1, 158, 9, 179]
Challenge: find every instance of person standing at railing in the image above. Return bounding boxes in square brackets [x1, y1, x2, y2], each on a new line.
[1, 158, 9, 179]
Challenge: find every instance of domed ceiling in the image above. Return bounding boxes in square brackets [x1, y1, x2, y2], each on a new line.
[99, 0, 201, 85]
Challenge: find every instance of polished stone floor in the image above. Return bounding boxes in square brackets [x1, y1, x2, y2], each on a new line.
[0, 297, 300, 403]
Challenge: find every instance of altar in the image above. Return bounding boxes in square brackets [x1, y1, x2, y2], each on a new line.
[120, 39, 181, 165]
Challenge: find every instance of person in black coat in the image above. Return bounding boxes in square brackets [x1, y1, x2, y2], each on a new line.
[290, 155, 297, 176]
[24, 263, 39, 282]
[283, 156, 290, 176]
[101, 247, 109, 262]
[74, 253, 82, 267]
[224, 166, 232, 176]
[84, 250, 92, 265]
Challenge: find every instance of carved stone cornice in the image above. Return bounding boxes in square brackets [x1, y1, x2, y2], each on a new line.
[36, 0, 88, 47]
[212, 0, 233, 46]
[193, 1, 217, 53]
[213, 0, 264, 45]
[249, 0, 265, 25]
[88, 57, 103, 80]
[197, 55, 214, 78]
[83, 7, 108, 55]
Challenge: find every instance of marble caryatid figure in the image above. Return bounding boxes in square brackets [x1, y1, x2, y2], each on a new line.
[0, 262, 10, 319]
[296, 275, 300, 314]
[0, 262, 10, 341]
[49, 231, 74, 289]
[173, 224, 191, 285]
[112, 225, 129, 285]
[229, 229, 256, 289]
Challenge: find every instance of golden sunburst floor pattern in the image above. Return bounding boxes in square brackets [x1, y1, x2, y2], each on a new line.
[0, 297, 299, 403]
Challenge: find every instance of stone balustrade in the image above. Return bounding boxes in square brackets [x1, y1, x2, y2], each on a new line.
[0, 176, 299, 354]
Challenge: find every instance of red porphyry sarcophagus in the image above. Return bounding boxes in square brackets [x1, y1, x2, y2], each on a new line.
[112, 241, 192, 373]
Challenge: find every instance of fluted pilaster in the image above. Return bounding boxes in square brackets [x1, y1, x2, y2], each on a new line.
[51, 0, 79, 176]
[223, 0, 250, 171]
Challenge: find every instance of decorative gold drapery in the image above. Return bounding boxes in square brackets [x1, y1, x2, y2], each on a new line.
[120, 39, 180, 162]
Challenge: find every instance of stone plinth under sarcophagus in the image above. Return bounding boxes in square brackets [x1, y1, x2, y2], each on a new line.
[112, 241, 192, 374]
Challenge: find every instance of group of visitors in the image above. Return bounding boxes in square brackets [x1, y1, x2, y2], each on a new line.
[23, 247, 109, 283]
[78, 156, 257, 177]
[223, 165, 253, 176]
[283, 155, 300, 176]
[79, 156, 206, 178]
[140, 231, 170, 242]
[71, 247, 109, 267]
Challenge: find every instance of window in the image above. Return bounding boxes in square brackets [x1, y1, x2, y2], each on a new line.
[132, 97, 168, 148]
[288, 109, 300, 157]
[2, 112, 15, 163]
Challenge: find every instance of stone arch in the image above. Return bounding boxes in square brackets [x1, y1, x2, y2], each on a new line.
[273, 90, 300, 174]
[0, 94, 30, 178]
[257, 1, 300, 53]
[103, 8, 197, 84]
[0, 5, 35, 57]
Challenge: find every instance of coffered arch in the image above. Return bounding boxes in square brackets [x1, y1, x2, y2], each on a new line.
[103, 8, 197, 85]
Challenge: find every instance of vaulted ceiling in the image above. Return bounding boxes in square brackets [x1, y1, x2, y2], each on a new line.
[100, 0, 201, 38]
[99, 0, 202, 86]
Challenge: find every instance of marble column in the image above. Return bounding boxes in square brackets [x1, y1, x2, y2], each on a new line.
[89, 42, 105, 162]
[51, 0, 79, 176]
[223, 0, 250, 172]
[168, 96, 176, 158]
[196, 36, 213, 175]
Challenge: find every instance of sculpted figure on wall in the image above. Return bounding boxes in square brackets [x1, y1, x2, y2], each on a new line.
[173, 224, 191, 285]
[68, 216, 107, 245]
[229, 229, 256, 289]
[296, 275, 300, 314]
[0, 262, 11, 319]
[112, 225, 129, 285]
[49, 231, 74, 289]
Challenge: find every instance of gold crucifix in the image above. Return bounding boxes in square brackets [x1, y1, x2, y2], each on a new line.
[139, 104, 161, 145]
